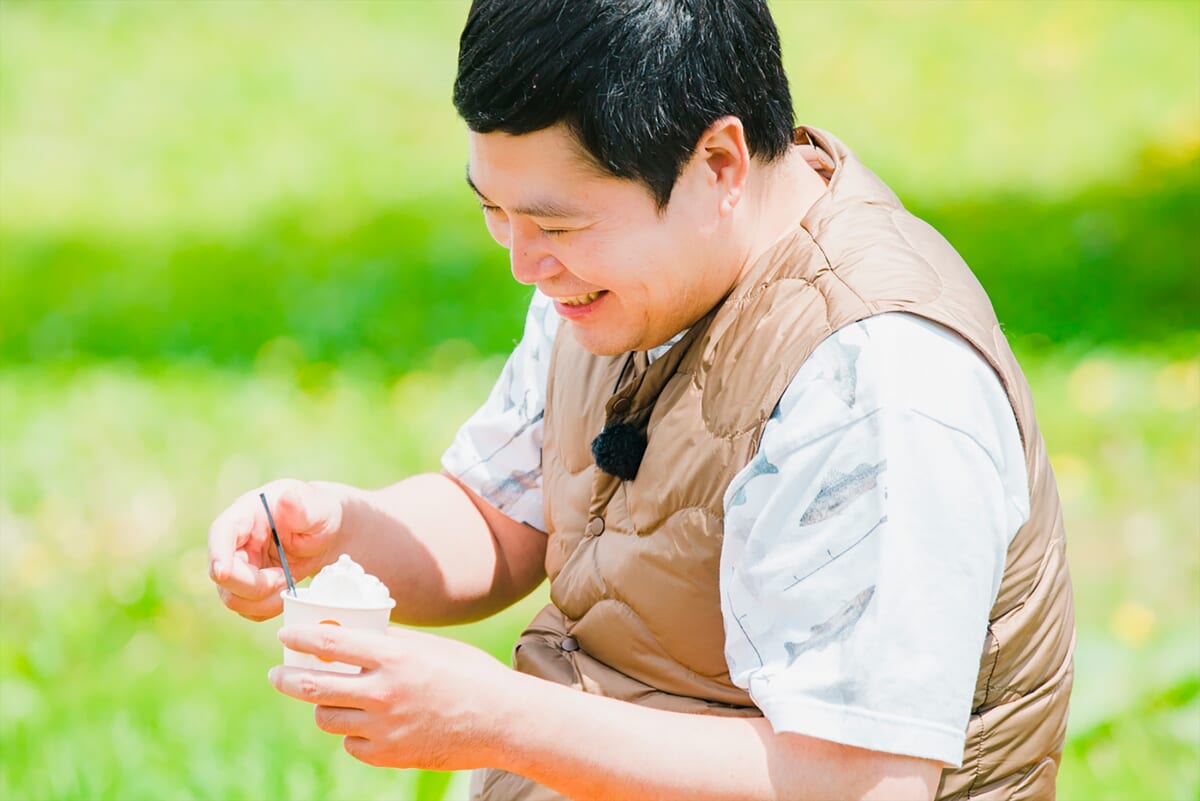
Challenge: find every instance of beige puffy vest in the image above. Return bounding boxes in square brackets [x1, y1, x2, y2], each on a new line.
[475, 128, 1074, 801]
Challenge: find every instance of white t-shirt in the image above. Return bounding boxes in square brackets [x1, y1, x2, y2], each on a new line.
[442, 290, 1029, 767]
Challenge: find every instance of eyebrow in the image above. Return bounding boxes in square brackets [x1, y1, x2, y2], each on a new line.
[465, 167, 589, 220]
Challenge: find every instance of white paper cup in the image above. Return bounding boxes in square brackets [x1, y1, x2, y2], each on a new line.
[280, 588, 396, 674]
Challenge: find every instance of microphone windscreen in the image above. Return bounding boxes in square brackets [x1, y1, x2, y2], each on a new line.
[590, 422, 647, 481]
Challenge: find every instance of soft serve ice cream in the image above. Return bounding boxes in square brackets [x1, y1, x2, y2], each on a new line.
[281, 554, 396, 673]
[305, 553, 392, 607]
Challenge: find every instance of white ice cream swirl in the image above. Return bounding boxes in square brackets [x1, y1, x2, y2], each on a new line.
[306, 554, 392, 607]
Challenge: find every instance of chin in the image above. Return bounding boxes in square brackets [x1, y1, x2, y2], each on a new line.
[568, 323, 636, 357]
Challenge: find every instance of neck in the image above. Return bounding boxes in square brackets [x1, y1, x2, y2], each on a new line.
[734, 146, 831, 282]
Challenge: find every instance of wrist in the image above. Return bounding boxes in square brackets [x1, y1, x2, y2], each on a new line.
[477, 668, 545, 772]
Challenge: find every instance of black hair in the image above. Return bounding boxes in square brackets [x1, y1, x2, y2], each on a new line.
[454, 0, 795, 209]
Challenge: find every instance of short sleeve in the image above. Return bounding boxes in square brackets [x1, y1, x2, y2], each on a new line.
[441, 291, 560, 531]
[720, 313, 1029, 767]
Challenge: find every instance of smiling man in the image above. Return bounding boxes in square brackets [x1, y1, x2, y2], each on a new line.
[462, 119, 827, 357]
[208, 2, 1074, 799]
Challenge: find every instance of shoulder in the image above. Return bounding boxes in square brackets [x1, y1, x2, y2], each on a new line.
[777, 312, 1015, 434]
[762, 313, 1027, 511]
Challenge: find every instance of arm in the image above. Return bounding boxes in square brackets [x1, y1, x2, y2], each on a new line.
[208, 472, 546, 626]
[493, 669, 941, 801]
[271, 625, 941, 801]
[211, 293, 557, 624]
[331, 471, 547, 625]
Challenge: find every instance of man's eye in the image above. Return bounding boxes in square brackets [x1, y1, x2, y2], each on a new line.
[540, 227, 568, 238]
[480, 203, 503, 215]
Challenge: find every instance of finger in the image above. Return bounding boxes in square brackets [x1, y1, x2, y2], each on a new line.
[314, 704, 369, 736]
[278, 625, 385, 670]
[219, 558, 287, 601]
[343, 735, 385, 768]
[208, 500, 261, 581]
[268, 666, 371, 708]
[217, 586, 284, 621]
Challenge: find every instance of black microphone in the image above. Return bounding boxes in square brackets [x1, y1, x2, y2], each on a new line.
[590, 421, 647, 481]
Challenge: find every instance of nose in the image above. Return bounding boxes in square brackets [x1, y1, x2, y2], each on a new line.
[508, 221, 561, 286]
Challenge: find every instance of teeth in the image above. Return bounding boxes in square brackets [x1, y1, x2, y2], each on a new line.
[559, 291, 601, 307]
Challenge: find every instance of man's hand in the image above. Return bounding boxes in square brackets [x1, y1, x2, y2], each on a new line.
[208, 479, 343, 621]
[269, 623, 941, 800]
[269, 625, 510, 771]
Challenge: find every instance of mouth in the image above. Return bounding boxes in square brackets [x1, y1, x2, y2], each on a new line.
[551, 289, 608, 320]
[556, 291, 605, 307]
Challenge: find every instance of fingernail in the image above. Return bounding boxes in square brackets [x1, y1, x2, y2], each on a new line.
[212, 560, 225, 578]
[268, 667, 278, 683]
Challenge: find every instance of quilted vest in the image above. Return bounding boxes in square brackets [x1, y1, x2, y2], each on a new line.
[475, 127, 1074, 801]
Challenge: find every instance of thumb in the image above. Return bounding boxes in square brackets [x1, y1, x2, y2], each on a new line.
[273, 482, 341, 539]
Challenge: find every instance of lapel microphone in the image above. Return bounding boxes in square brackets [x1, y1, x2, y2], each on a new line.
[591, 421, 647, 481]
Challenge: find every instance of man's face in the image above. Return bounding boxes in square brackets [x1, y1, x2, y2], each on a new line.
[466, 124, 736, 355]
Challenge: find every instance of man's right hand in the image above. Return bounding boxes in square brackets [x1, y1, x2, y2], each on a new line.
[207, 479, 343, 621]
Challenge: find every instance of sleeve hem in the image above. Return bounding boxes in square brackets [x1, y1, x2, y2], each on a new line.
[750, 686, 966, 767]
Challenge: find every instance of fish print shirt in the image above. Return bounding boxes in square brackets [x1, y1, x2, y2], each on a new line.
[442, 290, 1029, 767]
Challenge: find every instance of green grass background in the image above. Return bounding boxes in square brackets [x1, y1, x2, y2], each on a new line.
[1, 1, 1197, 799]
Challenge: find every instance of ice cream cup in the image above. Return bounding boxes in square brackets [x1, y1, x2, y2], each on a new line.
[280, 588, 396, 674]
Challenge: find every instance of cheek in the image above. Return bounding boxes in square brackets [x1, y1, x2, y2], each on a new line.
[484, 215, 511, 248]
[580, 228, 655, 277]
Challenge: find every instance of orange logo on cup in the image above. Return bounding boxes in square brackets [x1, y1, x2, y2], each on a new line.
[317, 619, 341, 662]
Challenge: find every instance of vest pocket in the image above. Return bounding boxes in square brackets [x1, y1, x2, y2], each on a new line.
[473, 766, 568, 801]
[511, 604, 584, 690]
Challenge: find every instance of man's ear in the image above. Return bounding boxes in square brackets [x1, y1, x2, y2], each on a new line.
[695, 115, 750, 215]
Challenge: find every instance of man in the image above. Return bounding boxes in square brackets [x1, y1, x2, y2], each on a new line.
[208, 2, 1074, 799]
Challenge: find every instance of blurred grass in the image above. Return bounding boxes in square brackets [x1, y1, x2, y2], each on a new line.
[0, 357, 545, 801]
[1, 346, 1196, 800]
[1, 0, 1197, 370]
[1, 1, 1198, 800]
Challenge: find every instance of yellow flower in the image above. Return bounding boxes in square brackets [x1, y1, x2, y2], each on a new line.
[1111, 601, 1156, 647]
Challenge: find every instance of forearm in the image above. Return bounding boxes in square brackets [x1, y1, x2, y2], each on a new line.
[317, 472, 544, 626]
[485, 671, 939, 801]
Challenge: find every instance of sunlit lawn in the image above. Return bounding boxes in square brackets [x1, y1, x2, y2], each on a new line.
[1, 1, 1198, 799]
[2, 0, 1197, 371]
[0, 355, 534, 801]
[1, 341, 1197, 800]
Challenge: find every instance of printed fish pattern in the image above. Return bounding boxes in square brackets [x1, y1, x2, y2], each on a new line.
[499, 362, 518, 412]
[728, 451, 780, 508]
[799, 460, 886, 526]
[828, 340, 861, 408]
[784, 585, 876, 665]
[783, 515, 887, 590]
[725, 589, 766, 671]
[478, 465, 542, 511]
[534, 292, 557, 331]
[457, 409, 545, 475]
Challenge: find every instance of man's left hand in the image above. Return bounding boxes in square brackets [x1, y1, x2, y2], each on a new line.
[269, 624, 511, 770]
